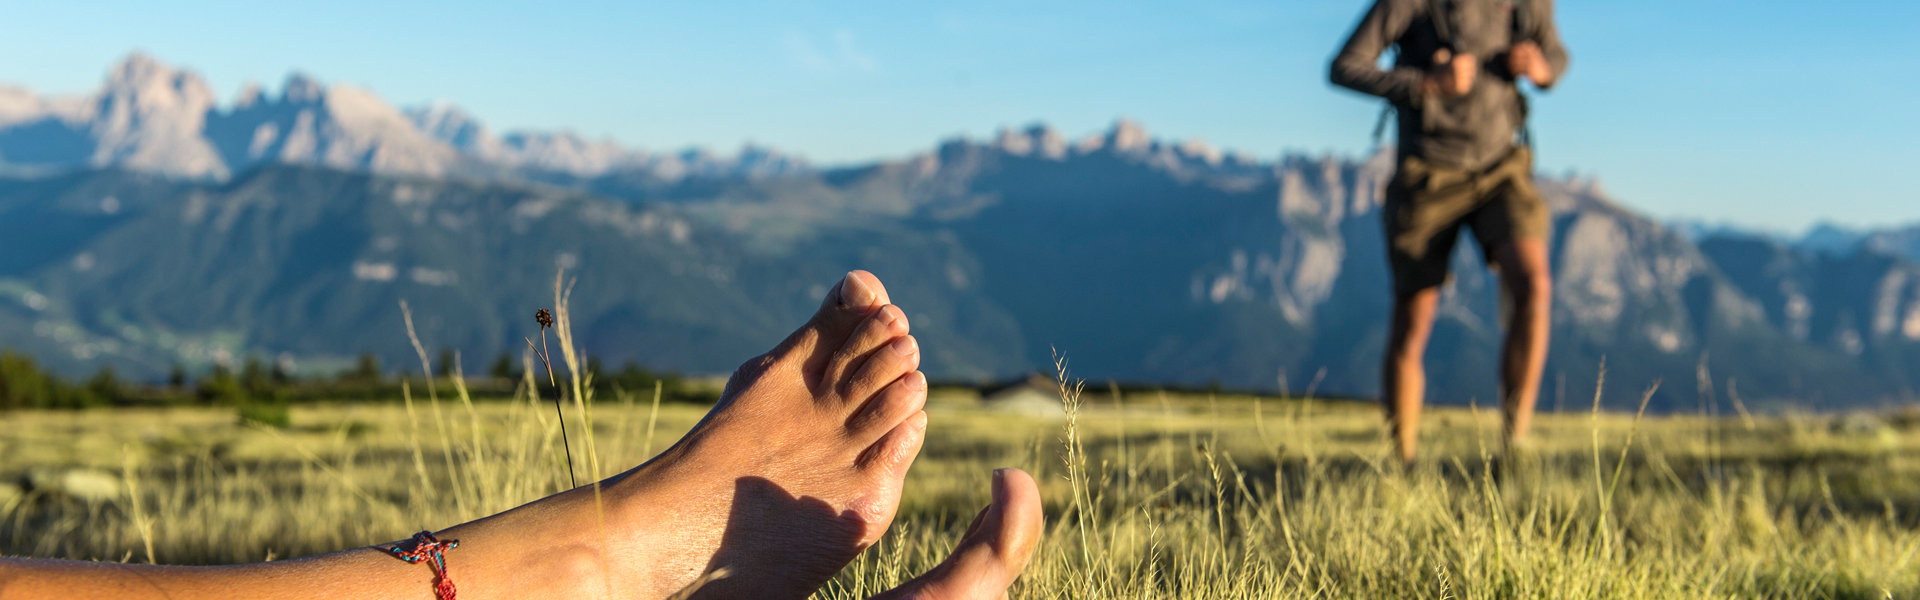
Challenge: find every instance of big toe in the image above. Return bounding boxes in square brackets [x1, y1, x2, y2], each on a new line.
[831, 270, 890, 314]
[773, 270, 892, 363]
[871, 469, 1043, 600]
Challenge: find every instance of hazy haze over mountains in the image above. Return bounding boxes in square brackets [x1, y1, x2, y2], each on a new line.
[6, 54, 1920, 412]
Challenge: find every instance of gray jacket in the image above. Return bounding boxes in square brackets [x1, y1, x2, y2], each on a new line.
[1331, 0, 1570, 170]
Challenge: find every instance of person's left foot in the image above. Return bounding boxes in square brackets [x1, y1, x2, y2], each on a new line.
[870, 468, 1044, 600]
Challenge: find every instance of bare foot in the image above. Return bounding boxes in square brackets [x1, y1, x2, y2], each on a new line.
[429, 270, 929, 599]
[617, 269, 931, 597]
[872, 468, 1044, 600]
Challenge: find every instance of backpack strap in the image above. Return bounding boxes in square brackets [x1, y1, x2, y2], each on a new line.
[1375, 0, 1452, 149]
[1373, 104, 1396, 148]
[1428, 0, 1457, 51]
[1510, 0, 1536, 150]
[1510, 0, 1533, 42]
[1375, 0, 1543, 152]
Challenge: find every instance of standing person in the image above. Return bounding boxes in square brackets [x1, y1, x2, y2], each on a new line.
[1329, 0, 1569, 467]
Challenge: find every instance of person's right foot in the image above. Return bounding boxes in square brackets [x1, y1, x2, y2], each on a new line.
[613, 269, 934, 597]
[442, 270, 932, 599]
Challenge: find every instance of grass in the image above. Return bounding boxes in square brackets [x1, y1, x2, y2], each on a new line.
[2, 374, 1917, 599]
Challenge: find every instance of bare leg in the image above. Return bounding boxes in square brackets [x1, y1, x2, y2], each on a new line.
[0, 468, 1043, 600]
[1493, 239, 1552, 451]
[1383, 286, 1441, 468]
[0, 271, 1036, 600]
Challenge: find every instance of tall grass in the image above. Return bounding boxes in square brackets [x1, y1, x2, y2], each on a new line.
[2, 297, 1916, 598]
[1, 384, 1917, 597]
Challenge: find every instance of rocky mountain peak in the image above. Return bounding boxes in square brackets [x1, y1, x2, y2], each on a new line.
[105, 52, 181, 91]
[99, 51, 216, 113]
[280, 73, 326, 104]
[233, 82, 267, 110]
[987, 124, 1069, 160]
[1025, 124, 1067, 159]
[319, 84, 413, 127]
[406, 102, 491, 150]
[89, 52, 224, 178]
[1799, 222, 1865, 254]
[496, 130, 634, 175]
[0, 86, 33, 121]
[1107, 118, 1151, 152]
[1176, 138, 1222, 165]
[993, 127, 1034, 155]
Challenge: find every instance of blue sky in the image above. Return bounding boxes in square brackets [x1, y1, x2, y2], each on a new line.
[1, 0, 1914, 232]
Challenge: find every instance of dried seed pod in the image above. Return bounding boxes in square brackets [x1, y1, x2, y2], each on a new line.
[535, 308, 554, 329]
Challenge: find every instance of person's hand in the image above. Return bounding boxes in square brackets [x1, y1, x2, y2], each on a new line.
[1423, 49, 1477, 98]
[1507, 41, 1554, 86]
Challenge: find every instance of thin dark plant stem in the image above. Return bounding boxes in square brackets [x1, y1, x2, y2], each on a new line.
[539, 329, 557, 388]
[527, 333, 577, 488]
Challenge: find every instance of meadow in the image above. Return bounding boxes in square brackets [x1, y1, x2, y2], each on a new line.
[3, 367, 1917, 599]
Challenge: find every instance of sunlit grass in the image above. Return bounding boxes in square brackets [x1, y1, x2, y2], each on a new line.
[2, 377, 1916, 598]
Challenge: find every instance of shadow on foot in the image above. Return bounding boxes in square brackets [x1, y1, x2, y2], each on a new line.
[681, 477, 872, 599]
[678, 469, 1042, 600]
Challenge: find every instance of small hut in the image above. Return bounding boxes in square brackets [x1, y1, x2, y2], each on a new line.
[979, 373, 1065, 420]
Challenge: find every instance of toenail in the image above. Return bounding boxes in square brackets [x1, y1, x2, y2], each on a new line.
[889, 336, 917, 356]
[840, 271, 877, 308]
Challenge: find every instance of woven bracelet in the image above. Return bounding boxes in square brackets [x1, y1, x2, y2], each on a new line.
[388, 530, 461, 600]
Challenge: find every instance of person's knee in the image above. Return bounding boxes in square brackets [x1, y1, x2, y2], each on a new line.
[1502, 264, 1552, 307]
[1389, 291, 1439, 341]
[1390, 342, 1420, 365]
[1384, 329, 1430, 363]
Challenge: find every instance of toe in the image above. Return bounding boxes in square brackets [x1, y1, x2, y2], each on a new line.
[833, 270, 891, 312]
[869, 469, 1044, 600]
[982, 469, 1043, 569]
[841, 335, 920, 403]
[856, 410, 927, 475]
[847, 371, 928, 442]
[822, 305, 910, 396]
[773, 270, 892, 366]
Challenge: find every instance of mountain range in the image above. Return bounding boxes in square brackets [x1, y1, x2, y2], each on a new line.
[3, 54, 1919, 412]
[0, 52, 805, 182]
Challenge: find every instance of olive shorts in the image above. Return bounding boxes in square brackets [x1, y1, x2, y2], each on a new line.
[1382, 146, 1550, 296]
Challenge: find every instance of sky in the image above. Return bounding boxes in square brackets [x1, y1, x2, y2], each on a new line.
[1, 0, 1914, 232]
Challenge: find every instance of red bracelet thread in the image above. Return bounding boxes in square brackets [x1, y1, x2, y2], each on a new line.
[388, 530, 460, 600]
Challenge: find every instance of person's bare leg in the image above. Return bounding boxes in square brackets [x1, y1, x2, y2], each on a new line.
[1383, 286, 1441, 469]
[871, 468, 1044, 600]
[0, 270, 938, 600]
[0, 468, 1043, 600]
[1493, 239, 1552, 451]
